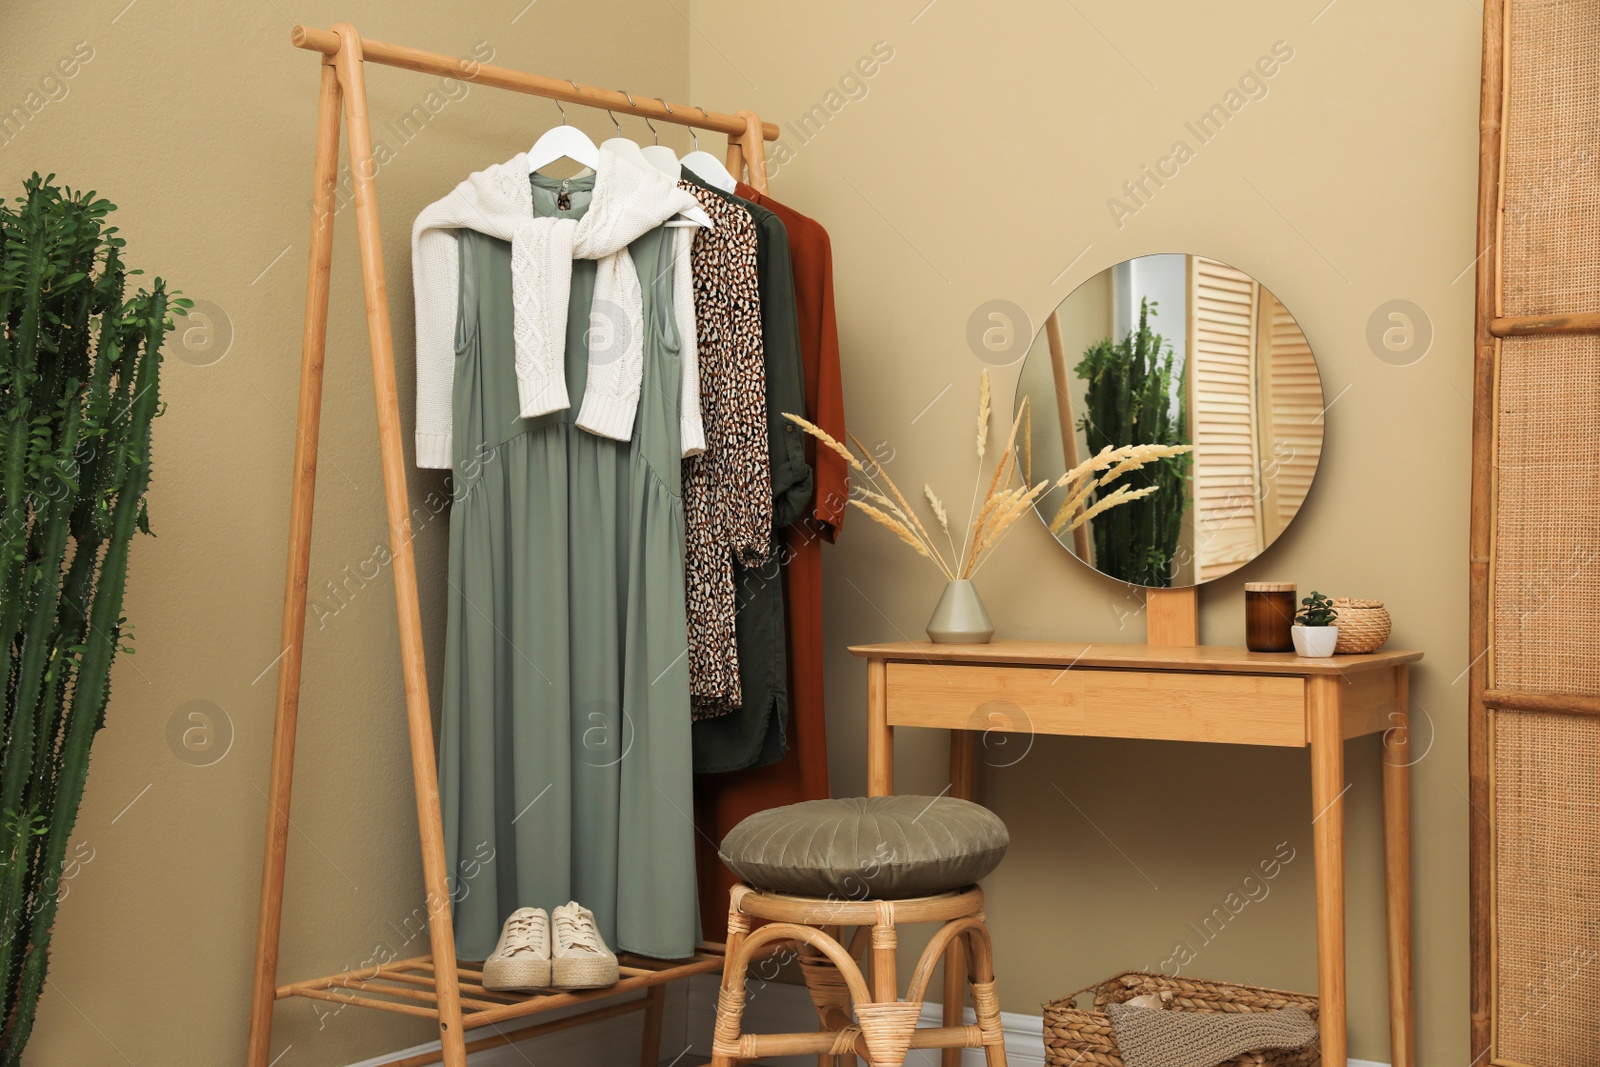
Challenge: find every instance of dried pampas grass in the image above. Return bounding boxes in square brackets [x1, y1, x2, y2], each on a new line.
[782, 379, 1191, 586]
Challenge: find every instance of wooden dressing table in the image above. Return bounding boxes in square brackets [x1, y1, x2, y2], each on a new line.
[849, 637, 1421, 1067]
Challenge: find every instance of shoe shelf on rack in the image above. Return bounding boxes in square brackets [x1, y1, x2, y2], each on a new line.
[274, 946, 733, 1067]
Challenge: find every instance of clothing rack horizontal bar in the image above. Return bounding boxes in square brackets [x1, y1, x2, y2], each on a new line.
[276, 948, 741, 1023]
[289, 986, 441, 1018]
[290, 25, 778, 141]
[1489, 312, 1600, 336]
[367, 968, 523, 1005]
[1483, 688, 1600, 716]
[364, 975, 513, 1012]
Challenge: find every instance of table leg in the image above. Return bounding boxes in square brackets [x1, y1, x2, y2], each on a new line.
[1383, 667, 1415, 1067]
[942, 730, 980, 1067]
[1309, 675, 1348, 1067]
[867, 658, 891, 796]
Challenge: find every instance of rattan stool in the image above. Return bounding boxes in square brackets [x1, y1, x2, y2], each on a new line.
[710, 882, 1007, 1067]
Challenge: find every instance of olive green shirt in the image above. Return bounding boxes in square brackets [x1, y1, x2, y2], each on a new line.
[686, 174, 814, 772]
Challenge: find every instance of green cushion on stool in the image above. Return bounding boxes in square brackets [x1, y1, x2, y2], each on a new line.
[718, 796, 1009, 899]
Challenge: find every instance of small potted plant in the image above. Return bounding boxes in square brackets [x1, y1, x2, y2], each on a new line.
[1292, 591, 1340, 657]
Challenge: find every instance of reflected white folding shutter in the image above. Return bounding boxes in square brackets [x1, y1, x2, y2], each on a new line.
[1188, 256, 1263, 582]
[1257, 290, 1323, 542]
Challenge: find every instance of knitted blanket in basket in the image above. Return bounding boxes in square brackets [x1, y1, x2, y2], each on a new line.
[1104, 1002, 1319, 1067]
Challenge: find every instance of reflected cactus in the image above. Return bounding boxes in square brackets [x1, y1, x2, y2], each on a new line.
[1075, 298, 1190, 586]
[0, 174, 181, 1061]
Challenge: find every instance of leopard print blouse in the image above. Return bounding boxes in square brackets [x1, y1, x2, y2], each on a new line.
[679, 181, 771, 717]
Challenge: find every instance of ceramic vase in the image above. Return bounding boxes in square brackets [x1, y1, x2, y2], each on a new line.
[927, 579, 995, 644]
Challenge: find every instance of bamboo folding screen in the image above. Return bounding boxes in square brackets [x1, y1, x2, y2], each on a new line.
[244, 24, 778, 1067]
[1471, 2, 1600, 1065]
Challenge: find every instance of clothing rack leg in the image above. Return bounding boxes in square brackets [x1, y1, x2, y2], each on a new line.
[735, 110, 769, 193]
[638, 984, 666, 1067]
[329, 23, 468, 1065]
[244, 55, 344, 1067]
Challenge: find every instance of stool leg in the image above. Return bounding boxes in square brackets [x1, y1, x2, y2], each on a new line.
[855, 905, 923, 1067]
[870, 910, 898, 1003]
[941, 937, 966, 1067]
[801, 936, 854, 1067]
[964, 928, 1008, 1067]
[841, 927, 870, 1067]
[711, 896, 753, 1067]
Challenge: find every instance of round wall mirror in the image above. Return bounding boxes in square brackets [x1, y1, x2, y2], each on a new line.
[1015, 253, 1325, 588]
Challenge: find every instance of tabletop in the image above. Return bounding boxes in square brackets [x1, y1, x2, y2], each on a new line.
[847, 639, 1423, 676]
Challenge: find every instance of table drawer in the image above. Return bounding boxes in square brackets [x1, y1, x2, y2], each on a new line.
[884, 662, 1307, 746]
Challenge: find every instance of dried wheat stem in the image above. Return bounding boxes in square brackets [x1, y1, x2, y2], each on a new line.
[969, 481, 1047, 568]
[788, 410, 957, 577]
[849, 499, 952, 573]
[967, 480, 1052, 577]
[848, 430, 947, 572]
[783, 413, 866, 473]
[1050, 478, 1100, 534]
[925, 484, 960, 564]
[962, 405, 1029, 570]
[924, 485, 950, 534]
[975, 369, 992, 461]
[1065, 484, 1160, 532]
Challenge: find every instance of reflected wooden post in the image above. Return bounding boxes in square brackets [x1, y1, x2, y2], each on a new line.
[1045, 311, 1092, 562]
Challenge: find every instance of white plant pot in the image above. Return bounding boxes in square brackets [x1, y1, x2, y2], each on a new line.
[1292, 625, 1339, 657]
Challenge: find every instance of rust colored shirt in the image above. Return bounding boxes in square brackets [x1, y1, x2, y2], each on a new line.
[735, 182, 847, 538]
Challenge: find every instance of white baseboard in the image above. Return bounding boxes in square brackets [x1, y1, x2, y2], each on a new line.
[342, 974, 1389, 1067]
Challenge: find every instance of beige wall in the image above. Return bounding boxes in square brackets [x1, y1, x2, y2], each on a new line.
[0, 2, 690, 1064]
[0, 1, 1475, 1064]
[690, 2, 1472, 1064]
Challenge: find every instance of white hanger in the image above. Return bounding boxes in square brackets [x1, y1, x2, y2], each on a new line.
[602, 93, 709, 231]
[599, 103, 651, 171]
[680, 106, 739, 194]
[640, 101, 684, 178]
[527, 90, 599, 174]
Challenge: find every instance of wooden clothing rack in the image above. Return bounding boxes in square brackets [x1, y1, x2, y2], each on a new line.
[245, 24, 778, 1067]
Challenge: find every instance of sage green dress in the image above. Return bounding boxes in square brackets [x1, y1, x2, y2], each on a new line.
[438, 173, 698, 962]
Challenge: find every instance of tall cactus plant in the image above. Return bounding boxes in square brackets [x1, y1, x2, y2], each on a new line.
[0, 174, 180, 1062]
[1075, 298, 1190, 586]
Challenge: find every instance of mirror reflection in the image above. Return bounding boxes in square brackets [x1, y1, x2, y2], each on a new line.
[1015, 253, 1325, 587]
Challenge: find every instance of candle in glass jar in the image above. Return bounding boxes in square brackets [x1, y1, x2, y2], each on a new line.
[1245, 582, 1297, 652]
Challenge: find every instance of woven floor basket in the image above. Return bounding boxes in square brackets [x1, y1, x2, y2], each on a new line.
[1043, 972, 1320, 1067]
[1331, 598, 1390, 654]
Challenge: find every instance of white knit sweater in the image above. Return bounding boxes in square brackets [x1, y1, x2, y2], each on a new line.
[410, 149, 706, 469]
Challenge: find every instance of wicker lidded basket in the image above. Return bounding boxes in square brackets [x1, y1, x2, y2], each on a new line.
[1043, 971, 1320, 1067]
[1331, 598, 1391, 654]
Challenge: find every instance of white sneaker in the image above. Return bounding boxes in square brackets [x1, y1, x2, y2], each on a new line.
[481, 907, 551, 992]
[550, 901, 619, 988]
